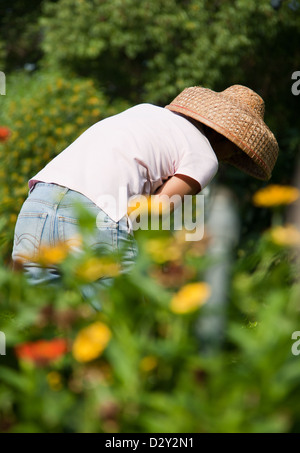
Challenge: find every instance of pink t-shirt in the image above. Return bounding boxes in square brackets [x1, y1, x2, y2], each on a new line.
[29, 104, 218, 222]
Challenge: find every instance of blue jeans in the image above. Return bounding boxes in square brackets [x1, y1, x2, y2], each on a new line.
[11, 182, 138, 309]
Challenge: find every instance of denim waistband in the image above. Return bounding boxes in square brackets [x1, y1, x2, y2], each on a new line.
[28, 182, 133, 234]
[28, 182, 98, 207]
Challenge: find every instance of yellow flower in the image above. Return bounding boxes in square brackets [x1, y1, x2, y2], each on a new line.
[139, 355, 158, 372]
[19, 141, 27, 150]
[9, 213, 17, 223]
[270, 224, 300, 247]
[87, 97, 99, 105]
[64, 124, 75, 135]
[72, 322, 112, 363]
[128, 195, 170, 219]
[76, 117, 85, 125]
[37, 243, 70, 265]
[46, 136, 56, 146]
[91, 108, 101, 117]
[127, 195, 150, 217]
[145, 237, 182, 263]
[47, 371, 63, 391]
[170, 282, 211, 314]
[28, 132, 38, 143]
[56, 79, 64, 89]
[76, 257, 120, 282]
[70, 95, 79, 103]
[73, 85, 81, 93]
[253, 185, 300, 207]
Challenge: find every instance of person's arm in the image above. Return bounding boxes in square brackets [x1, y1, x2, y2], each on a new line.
[154, 174, 201, 198]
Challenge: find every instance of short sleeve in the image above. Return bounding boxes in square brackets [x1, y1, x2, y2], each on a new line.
[174, 146, 219, 190]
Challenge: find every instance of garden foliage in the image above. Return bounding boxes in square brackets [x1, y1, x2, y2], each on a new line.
[0, 202, 300, 433]
[0, 0, 300, 433]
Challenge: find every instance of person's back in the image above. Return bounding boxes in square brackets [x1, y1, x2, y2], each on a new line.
[29, 103, 218, 222]
[11, 84, 279, 296]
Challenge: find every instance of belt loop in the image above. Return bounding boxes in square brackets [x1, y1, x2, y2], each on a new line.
[28, 183, 36, 196]
[55, 186, 69, 207]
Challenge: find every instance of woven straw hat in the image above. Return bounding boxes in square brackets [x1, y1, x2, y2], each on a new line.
[165, 85, 279, 180]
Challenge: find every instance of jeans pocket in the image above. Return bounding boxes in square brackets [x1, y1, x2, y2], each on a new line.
[57, 216, 81, 247]
[12, 212, 48, 263]
[58, 215, 115, 254]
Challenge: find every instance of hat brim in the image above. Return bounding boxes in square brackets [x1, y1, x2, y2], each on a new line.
[165, 87, 279, 181]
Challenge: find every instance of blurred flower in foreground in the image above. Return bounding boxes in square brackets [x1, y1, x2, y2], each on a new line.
[139, 355, 158, 372]
[15, 338, 68, 366]
[35, 236, 82, 265]
[76, 257, 120, 282]
[174, 228, 211, 257]
[145, 237, 182, 264]
[72, 322, 111, 363]
[150, 262, 196, 288]
[47, 371, 63, 391]
[128, 195, 170, 216]
[36, 243, 71, 265]
[0, 126, 10, 142]
[252, 185, 300, 207]
[170, 282, 211, 314]
[127, 195, 172, 229]
[270, 224, 300, 247]
[146, 229, 211, 266]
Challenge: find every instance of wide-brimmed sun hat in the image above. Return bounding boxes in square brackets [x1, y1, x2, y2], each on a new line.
[165, 85, 279, 180]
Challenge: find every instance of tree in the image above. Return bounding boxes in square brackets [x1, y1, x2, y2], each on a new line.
[0, 0, 48, 72]
[38, 1, 299, 105]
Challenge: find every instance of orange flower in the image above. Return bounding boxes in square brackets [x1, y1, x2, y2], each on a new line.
[0, 126, 10, 142]
[15, 338, 68, 365]
[252, 185, 300, 207]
